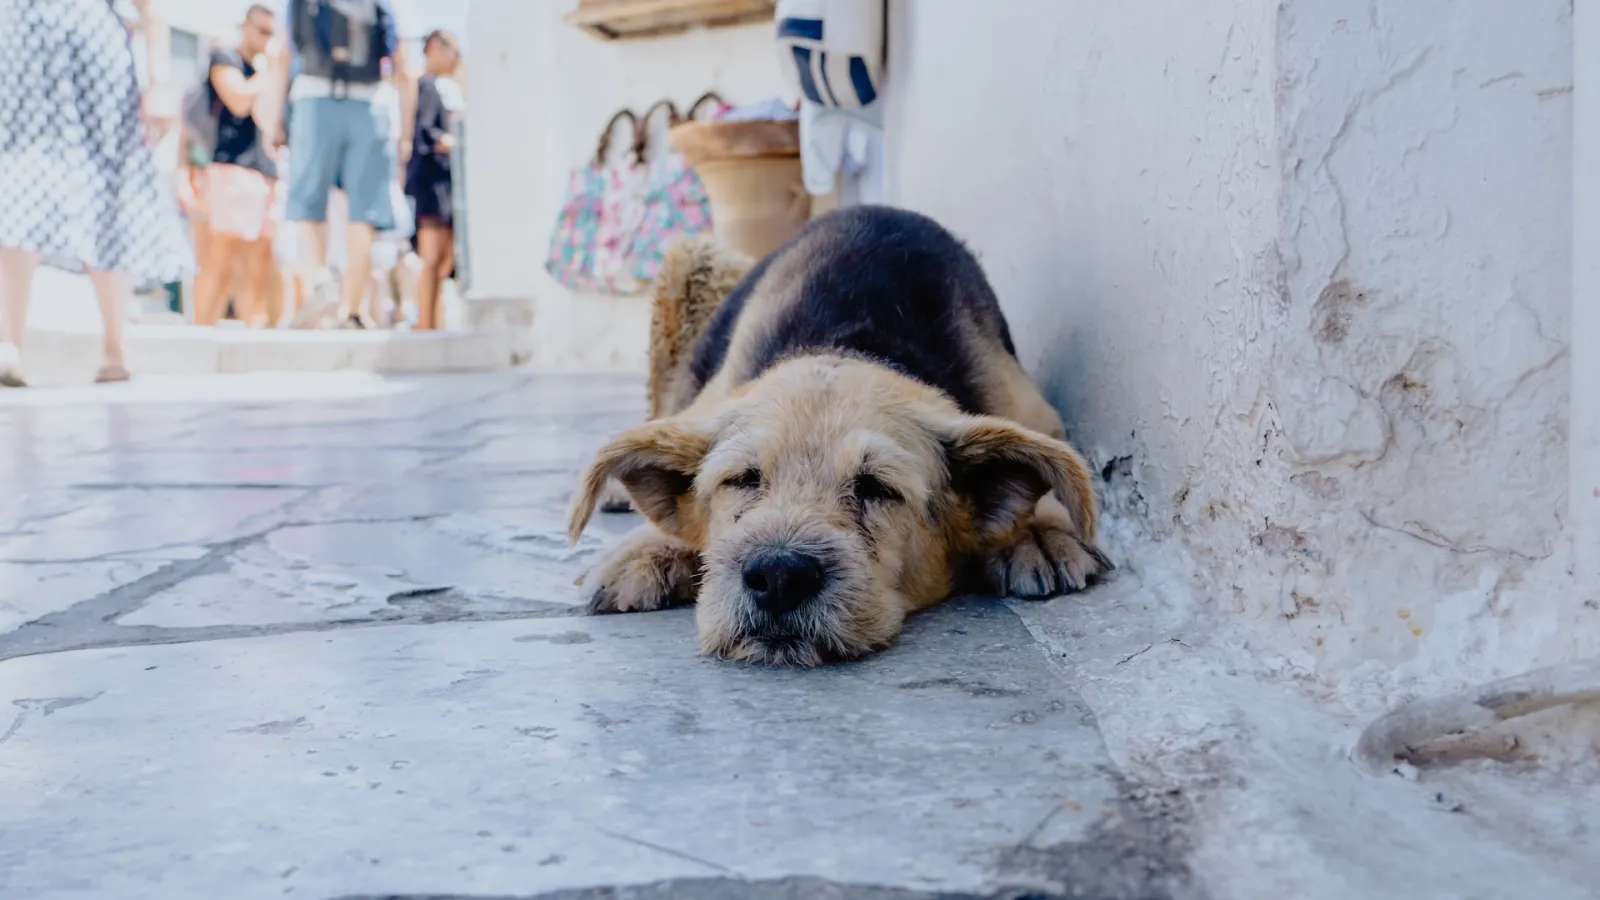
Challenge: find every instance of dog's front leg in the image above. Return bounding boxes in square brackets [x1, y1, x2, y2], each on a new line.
[578, 524, 701, 614]
[983, 493, 1112, 598]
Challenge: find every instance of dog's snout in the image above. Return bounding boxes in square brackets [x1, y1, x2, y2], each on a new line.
[741, 549, 825, 616]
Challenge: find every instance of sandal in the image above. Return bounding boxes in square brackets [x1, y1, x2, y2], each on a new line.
[94, 362, 131, 384]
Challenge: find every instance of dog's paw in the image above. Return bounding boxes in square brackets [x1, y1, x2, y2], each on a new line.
[583, 531, 700, 614]
[597, 477, 634, 514]
[986, 521, 1112, 599]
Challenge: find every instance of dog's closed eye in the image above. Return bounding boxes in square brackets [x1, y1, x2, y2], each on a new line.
[723, 467, 763, 491]
[851, 472, 902, 505]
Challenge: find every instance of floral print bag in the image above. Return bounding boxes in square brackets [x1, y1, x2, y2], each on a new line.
[625, 94, 726, 284]
[544, 109, 642, 293]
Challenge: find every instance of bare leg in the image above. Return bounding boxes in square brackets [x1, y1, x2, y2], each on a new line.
[340, 222, 376, 326]
[396, 250, 421, 326]
[237, 238, 273, 328]
[414, 223, 452, 331]
[193, 232, 242, 326]
[290, 219, 336, 328]
[286, 269, 304, 326]
[366, 272, 386, 326]
[186, 218, 212, 321]
[0, 247, 39, 386]
[262, 251, 286, 328]
[438, 235, 456, 329]
[0, 247, 39, 346]
[88, 269, 131, 382]
[297, 219, 329, 281]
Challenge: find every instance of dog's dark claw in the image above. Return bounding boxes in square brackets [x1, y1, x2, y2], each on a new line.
[585, 589, 620, 615]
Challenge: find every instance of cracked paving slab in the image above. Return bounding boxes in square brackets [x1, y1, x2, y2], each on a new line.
[0, 561, 164, 635]
[0, 601, 1188, 900]
[0, 373, 1191, 900]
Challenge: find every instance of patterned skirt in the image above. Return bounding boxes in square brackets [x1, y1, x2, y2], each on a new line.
[0, 0, 193, 286]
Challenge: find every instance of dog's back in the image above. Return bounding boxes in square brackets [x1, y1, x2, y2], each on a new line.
[680, 206, 1022, 417]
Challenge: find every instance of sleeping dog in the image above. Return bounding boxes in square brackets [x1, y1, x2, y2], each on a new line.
[569, 206, 1111, 666]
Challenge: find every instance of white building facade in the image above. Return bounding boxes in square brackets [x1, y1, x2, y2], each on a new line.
[465, 0, 1595, 706]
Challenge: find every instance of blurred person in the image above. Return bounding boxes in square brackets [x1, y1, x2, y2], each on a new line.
[405, 28, 460, 331]
[0, 0, 192, 386]
[174, 115, 215, 313]
[269, 144, 306, 326]
[192, 4, 279, 327]
[272, 0, 414, 331]
[366, 61, 413, 328]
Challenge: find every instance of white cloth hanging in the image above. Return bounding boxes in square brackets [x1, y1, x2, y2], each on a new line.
[774, 0, 884, 110]
[799, 102, 881, 200]
[776, 0, 886, 199]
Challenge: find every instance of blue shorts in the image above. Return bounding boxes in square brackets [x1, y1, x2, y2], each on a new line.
[285, 97, 397, 230]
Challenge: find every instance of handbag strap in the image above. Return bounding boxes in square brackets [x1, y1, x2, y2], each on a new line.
[633, 99, 682, 159]
[594, 108, 640, 166]
[684, 91, 727, 121]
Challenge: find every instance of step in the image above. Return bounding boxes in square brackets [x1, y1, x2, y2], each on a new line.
[19, 324, 522, 384]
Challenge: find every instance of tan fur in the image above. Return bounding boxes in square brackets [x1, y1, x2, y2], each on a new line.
[569, 242, 1110, 667]
[647, 237, 753, 419]
[597, 239, 752, 516]
[681, 224, 836, 412]
[575, 524, 700, 614]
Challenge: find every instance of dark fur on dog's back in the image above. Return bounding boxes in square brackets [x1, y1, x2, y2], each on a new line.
[688, 206, 1019, 414]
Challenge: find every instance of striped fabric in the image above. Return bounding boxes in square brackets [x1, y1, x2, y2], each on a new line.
[774, 0, 884, 110]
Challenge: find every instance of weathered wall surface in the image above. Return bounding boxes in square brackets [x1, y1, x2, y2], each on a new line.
[886, 0, 1590, 692]
[1578, 0, 1600, 604]
[465, 1, 789, 370]
[1268, 0, 1583, 694]
[883, 0, 1281, 555]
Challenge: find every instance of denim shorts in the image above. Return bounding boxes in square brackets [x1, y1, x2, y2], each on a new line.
[285, 97, 397, 231]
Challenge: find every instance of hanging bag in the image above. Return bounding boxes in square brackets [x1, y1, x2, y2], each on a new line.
[626, 93, 725, 284]
[588, 109, 654, 295]
[544, 109, 639, 292]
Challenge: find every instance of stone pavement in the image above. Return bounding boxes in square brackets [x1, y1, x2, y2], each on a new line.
[0, 373, 1192, 900]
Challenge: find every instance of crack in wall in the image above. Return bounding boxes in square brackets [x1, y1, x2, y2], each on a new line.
[1357, 511, 1554, 564]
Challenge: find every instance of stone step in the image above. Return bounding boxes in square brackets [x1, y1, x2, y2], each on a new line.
[20, 324, 521, 384]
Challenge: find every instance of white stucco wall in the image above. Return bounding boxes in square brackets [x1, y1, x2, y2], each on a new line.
[463, 0, 1589, 693]
[1576, 1, 1600, 619]
[886, 0, 1590, 692]
[465, 1, 791, 370]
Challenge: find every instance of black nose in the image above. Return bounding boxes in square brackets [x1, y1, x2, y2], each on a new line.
[741, 549, 825, 616]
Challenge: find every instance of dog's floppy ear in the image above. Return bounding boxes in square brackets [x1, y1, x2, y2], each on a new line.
[569, 418, 713, 544]
[940, 416, 1098, 542]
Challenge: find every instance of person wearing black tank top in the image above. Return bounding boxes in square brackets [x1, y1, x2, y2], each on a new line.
[404, 29, 460, 331]
[191, 4, 281, 327]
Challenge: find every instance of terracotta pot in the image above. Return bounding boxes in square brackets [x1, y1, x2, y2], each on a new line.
[670, 119, 809, 260]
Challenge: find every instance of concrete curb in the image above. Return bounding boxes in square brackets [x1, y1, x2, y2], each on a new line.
[21, 324, 525, 382]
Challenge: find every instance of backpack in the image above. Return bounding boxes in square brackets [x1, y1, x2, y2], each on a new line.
[292, 0, 394, 90]
[180, 65, 223, 158]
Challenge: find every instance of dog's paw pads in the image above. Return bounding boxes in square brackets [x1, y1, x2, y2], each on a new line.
[988, 523, 1111, 599]
[583, 539, 700, 614]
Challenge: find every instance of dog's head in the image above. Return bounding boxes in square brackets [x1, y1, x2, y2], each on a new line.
[569, 355, 1096, 666]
